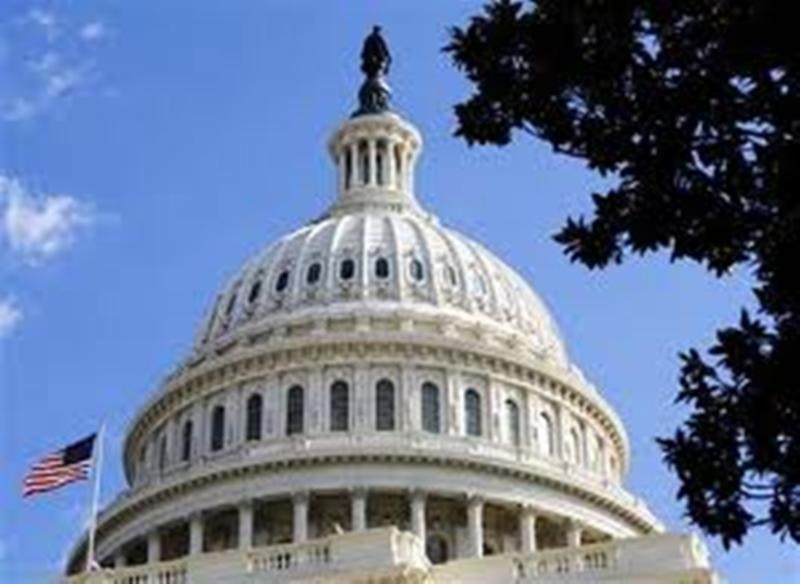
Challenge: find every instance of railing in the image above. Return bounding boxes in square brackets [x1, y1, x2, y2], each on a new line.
[514, 543, 618, 578]
[247, 539, 332, 573]
[66, 559, 188, 584]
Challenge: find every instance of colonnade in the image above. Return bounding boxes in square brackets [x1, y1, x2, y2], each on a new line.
[111, 488, 589, 568]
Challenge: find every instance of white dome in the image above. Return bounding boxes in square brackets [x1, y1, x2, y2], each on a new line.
[195, 212, 568, 369]
[193, 113, 569, 371]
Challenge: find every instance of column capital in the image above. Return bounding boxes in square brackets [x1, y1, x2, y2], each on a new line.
[350, 486, 368, 499]
[409, 488, 427, 503]
[292, 490, 310, 504]
[466, 493, 485, 508]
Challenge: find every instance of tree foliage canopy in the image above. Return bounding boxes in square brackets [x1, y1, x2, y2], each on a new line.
[447, 0, 799, 547]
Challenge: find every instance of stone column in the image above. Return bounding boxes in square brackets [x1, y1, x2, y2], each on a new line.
[189, 513, 204, 556]
[293, 491, 309, 543]
[147, 530, 161, 564]
[351, 488, 367, 532]
[239, 500, 253, 550]
[467, 495, 484, 558]
[519, 506, 537, 553]
[410, 490, 427, 544]
[367, 139, 377, 186]
[349, 143, 359, 188]
[566, 519, 582, 548]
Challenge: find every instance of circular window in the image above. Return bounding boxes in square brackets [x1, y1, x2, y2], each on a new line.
[306, 262, 322, 285]
[340, 258, 356, 281]
[375, 257, 390, 279]
[409, 258, 424, 282]
[275, 270, 290, 293]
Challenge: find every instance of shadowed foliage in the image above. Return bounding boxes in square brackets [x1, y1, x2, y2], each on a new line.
[446, 0, 798, 548]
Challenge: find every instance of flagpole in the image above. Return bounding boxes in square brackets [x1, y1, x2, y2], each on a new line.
[85, 422, 105, 573]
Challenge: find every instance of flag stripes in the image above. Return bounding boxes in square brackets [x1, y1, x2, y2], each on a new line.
[22, 434, 96, 497]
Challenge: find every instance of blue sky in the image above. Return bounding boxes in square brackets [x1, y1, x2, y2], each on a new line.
[0, 2, 795, 582]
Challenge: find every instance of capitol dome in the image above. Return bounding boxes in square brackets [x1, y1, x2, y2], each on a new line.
[65, 29, 717, 584]
[194, 113, 569, 371]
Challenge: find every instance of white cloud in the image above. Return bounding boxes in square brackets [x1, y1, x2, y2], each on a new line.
[0, 297, 23, 339]
[80, 21, 107, 42]
[2, 8, 110, 123]
[27, 8, 59, 42]
[0, 174, 95, 264]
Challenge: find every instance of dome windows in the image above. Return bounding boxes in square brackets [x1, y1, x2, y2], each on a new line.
[275, 270, 290, 293]
[246, 394, 263, 442]
[540, 412, 555, 457]
[375, 379, 395, 431]
[422, 382, 441, 434]
[247, 279, 262, 304]
[224, 292, 238, 318]
[210, 405, 226, 452]
[505, 399, 521, 447]
[464, 389, 482, 437]
[306, 262, 322, 285]
[181, 420, 193, 462]
[286, 386, 304, 436]
[409, 258, 425, 282]
[375, 257, 390, 279]
[446, 265, 458, 287]
[339, 258, 356, 281]
[330, 381, 350, 432]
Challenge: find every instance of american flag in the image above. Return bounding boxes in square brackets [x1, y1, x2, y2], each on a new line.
[23, 434, 96, 497]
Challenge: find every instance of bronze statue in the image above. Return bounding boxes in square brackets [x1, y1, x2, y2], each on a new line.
[354, 26, 392, 116]
[361, 25, 391, 78]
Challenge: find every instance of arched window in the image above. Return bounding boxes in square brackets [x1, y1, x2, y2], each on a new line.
[409, 258, 425, 282]
[593, 436, 604, 473]
[246, 393, 263, 442]
[330, 381, 349, 432]
[225, 292, 237, 317]
[539, 412, 556, 456]
[138, 445, 147, 477]
[505, 399, 521, 446]
[465, 389, 482, 437]
[422, 382, 441, 433]
[375, 257, 390, 279]
[339, 258, 355, 281]
[248, 279, 262, 304]
[210, 405, 225, 452]
[158, 434, 168, 471]
[540, 412, 555, 457]
[446, 265, 458, 287]
[570, 427, 582, 465]
[306, 262, 322, 285]
[375, 379, 395, 431]
[181, 420, 193, 462]
[286, 386, 304, 436]
[275, 270, 290, 293]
